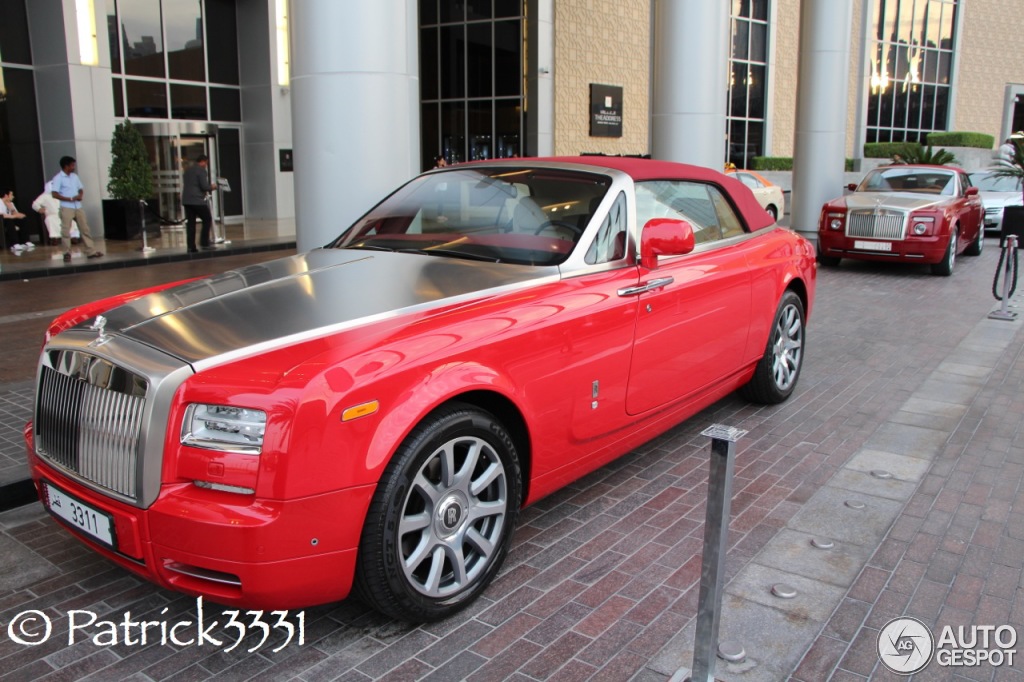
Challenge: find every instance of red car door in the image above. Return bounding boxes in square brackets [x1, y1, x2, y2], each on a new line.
[624, 182, 753, 416]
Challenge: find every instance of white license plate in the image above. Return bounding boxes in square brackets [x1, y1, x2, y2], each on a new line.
[44, 483, 115, 547]
[854, 240, 893, 252]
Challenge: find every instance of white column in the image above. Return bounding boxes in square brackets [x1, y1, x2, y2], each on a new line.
[527, 0, 554, 156]
[650, 0, 729, 169]
[791, 0, 855, 238]
[290, 0, 419, 251]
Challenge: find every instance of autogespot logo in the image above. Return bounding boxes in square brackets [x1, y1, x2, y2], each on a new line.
[878, 617, 934, 674]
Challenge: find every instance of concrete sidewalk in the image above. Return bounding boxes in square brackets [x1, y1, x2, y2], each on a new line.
[1, 240, 1023, 681]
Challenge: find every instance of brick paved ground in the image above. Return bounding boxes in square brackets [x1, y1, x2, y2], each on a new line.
[1, 241, 1022, 681]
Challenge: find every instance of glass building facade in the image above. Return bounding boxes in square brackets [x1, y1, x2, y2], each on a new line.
[0, 0, 43, 229]
[726, 0, 769, 169]
[419, 0, 525, 171]
[866, 0, 958, 143]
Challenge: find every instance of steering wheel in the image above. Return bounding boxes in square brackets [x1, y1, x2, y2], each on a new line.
[533, 220, 584, 236]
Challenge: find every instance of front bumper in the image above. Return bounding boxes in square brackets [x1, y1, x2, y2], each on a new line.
[817, 231, 948, 264]
[26, 424, 374, 610]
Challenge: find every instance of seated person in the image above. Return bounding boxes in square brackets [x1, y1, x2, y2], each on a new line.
[1, 187, 32, 252]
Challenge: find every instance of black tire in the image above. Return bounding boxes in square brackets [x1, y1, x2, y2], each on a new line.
[964, 225, 984, 256]
[741, 290, 805, 404]
[766, 205, 778, 221]
[931, 228, 957, 276]
[355, 403, 521, 621]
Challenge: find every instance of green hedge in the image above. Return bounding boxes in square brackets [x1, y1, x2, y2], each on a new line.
[864, 142, 906, 159]
[751, 157, 855, 171]
[925, 131, 994, 149]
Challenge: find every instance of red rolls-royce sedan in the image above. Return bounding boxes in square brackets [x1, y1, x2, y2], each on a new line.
[26, 157, 816, 621]
[818, 164, 984, 276]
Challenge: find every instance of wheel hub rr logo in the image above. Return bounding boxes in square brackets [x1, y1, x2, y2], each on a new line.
[878, 617, 934, 674]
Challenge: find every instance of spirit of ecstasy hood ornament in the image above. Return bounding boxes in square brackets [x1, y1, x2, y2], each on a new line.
[88, 315, 110, 346]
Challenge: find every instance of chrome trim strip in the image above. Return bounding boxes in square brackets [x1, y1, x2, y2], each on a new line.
[617, 277, 674, 297]
[164, 562, 242, 587]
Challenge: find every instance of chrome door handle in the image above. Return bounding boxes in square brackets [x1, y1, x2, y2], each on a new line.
[617, 276, 674, 297]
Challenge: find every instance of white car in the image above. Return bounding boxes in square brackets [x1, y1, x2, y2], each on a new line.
[969, 171, 1023, 233]
[728, 169, 786, 221]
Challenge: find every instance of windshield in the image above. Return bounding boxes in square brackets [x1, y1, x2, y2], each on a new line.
[332, 166, 612, 266]
[970, 173, 1023, 192]
[856, 168, 957, 195]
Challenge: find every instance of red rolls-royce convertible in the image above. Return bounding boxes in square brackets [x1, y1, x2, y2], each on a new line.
[818, 164, 985, 275]
[25, 157, 816, 621]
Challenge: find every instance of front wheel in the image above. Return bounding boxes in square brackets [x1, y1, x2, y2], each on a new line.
[741, 291, 805, 404]
[355, 403, 521, 621]
[931, 228, 957, 276]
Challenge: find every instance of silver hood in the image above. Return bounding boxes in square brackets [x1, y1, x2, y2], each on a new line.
[979, 191, 1023, 209]
[844, 192, 947, 212]
[71, 249, 558, 366]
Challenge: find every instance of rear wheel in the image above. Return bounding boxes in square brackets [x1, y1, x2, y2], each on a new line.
[766, 205, 778, 221]
[355, 403, 521, 621]
[931, 228, 957, 276]
[741, 290, 805, 404]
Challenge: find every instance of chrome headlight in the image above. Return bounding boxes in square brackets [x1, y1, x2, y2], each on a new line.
[911, 217, 934, 235]
[181, 404, 267, 454]
[826, 212, 845, 230]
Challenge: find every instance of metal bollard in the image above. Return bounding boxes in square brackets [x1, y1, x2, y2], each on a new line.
[989, 234, 1018, 321]
[687, 424, 747, 682]
[139, 200, 155, 254]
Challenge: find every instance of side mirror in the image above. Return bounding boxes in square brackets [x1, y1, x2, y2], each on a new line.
[640, 218, 695, 270]
[846, 183, 858, 191]
[965, 186, 979, 197]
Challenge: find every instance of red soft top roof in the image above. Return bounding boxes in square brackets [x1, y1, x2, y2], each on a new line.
[523, 155, 775, 231]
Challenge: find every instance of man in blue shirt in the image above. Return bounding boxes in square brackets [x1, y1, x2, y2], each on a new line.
[51, 156, 102, 263]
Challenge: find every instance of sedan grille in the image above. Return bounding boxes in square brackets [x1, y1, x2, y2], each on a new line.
[847, 210, 906, 240]
[35, 351, 148, 500]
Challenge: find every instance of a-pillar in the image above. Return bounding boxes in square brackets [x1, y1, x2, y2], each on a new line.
[290, 0, 420, 251]
[790, 0, 855, 241]
[650, 1, 730, 170]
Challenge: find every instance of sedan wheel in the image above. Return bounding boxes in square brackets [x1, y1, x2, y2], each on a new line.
[356, 403, 521, 621]
[964, 225, 984, 256]
[741, 290, 804, 404]
[766, 205, 778, 221]
[931, 228, 957, 276]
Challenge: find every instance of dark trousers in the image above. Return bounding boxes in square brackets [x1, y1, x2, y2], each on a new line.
[3, 216, 25, 249]
[184, 203, 213, 250]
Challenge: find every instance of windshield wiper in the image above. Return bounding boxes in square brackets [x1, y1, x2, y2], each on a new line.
[343, 244, 395, 252]
[398, 247, 501, 263]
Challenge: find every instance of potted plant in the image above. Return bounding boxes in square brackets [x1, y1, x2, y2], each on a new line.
[104, 120, 155, 240]
[990, 134, 1024, 246]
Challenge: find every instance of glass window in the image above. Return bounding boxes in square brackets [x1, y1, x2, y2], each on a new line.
[126, 79, 167, 118]
[710, 187, 746, 238]
[467, 23, 492, 98]
[726, 3, 769, 169]
[165, 0, 205, 81]
[0, 67, 45, 215]
[586, 192, 628, 264]
[420, 2, 524, 170]
[0, 0, 31, 64]
[206, 0, 239, 85]
[113, 78, 125, 117]
[107, 3, 122, 73]
[171, 83, 206, 119]
[635, 182, 723, 245]
[867, 0, 959, 144]
[210, 87, 240, 122]
[120, 0, 165, 78]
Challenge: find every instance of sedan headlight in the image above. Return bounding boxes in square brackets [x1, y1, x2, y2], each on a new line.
[181, 404, 267, 454]
[911, 216, 934, 235]
[826, 212, 845, 230]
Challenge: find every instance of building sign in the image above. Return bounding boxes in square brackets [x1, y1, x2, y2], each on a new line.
[590, 84, 623, 138]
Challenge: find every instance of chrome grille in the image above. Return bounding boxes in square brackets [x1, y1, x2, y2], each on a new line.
[35, 351, 148, 499]
[847, 210, 905, 240]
